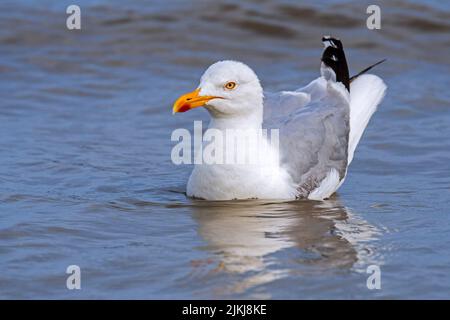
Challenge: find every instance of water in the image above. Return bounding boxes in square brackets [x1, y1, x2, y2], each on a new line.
[0, 0, 449, 299]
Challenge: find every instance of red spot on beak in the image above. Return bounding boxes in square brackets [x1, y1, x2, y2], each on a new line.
[178, 104, 191, 113]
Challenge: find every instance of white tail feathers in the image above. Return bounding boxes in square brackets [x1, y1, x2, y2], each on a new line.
[348, 74, 387, 165]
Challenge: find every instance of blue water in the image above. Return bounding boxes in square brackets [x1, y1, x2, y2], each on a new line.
[0, 0, 450, 299]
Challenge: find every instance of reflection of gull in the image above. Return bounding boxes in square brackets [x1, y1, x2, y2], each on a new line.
[190, 198, 380, 296]
[303, 200, 381, 272]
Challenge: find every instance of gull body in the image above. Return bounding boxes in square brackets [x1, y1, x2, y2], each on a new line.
[173, 37, 386, 200]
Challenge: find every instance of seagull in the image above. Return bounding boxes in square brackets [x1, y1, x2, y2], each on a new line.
[173, 36, 386, 200]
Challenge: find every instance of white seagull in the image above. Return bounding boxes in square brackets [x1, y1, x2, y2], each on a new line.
[173, 37, 386, 200]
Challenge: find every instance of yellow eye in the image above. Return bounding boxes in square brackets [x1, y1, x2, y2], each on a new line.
[224, 81, 237, 90]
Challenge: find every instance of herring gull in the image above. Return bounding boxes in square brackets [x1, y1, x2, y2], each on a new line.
[172, 36, 386, 200]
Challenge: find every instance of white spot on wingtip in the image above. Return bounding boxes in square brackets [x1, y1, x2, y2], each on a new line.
[322, 36, 338, 49]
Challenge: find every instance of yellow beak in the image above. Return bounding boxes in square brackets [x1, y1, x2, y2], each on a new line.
[172, 88, 221, 114]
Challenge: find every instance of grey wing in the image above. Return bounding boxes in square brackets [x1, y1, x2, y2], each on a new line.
[263, 77, 350, 198]
[263, 90, 310, 121]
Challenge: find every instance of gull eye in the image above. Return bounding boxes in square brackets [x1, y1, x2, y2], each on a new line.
[224, 81, 237, 90]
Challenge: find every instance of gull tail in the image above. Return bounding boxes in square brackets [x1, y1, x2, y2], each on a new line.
[348, 74, 387, 165]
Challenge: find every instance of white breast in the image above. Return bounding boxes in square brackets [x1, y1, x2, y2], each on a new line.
[186, 136, 296, 200]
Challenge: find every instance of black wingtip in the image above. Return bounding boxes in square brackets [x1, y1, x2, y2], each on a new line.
[321, 36, 350, 91]
[322, 36, 343, 49]
[349, 59, 387, 82]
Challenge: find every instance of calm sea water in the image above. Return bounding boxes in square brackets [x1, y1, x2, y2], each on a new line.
[0, 0, 449, 299]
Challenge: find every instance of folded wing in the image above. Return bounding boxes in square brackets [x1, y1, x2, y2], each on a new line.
[264, 77, 350, 199]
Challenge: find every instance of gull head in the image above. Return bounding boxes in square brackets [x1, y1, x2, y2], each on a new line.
[172, 60, 263, 118]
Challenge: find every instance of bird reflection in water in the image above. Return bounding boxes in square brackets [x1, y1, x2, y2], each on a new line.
[188, 197, 381, 296]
